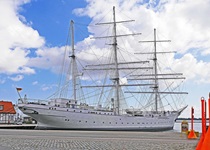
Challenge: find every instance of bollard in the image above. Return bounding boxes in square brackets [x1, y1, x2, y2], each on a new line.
[181, 120, 188, 133]
[200, 94, 210, 149]
[196, 95, 210, 150]
[187, 107, 197, 139]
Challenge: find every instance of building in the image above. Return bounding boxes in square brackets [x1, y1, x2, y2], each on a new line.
[0, 101, 16, 124]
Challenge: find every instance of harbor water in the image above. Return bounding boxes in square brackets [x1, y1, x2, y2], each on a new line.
[174, 122, 205, 133]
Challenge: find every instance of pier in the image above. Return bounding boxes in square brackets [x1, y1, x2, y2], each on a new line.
[0, 124, 36, 129]
[0, 129, 198, 150]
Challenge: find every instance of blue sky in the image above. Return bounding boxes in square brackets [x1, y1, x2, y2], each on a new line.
[1, 0, 210, 118]
[20, 0, 90, 46]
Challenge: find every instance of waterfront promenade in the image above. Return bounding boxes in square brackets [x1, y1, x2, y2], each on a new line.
[0, 129, 198, 150]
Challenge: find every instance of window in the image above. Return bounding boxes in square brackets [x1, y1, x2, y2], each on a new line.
[0, 105, 3, 110]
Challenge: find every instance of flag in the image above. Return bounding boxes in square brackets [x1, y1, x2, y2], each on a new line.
[16, 88, 22, 92]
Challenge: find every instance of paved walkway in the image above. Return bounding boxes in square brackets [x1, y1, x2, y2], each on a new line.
[0, 129, 198, 150]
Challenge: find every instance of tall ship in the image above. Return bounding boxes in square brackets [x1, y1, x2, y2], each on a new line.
[18, 7, 188, 130]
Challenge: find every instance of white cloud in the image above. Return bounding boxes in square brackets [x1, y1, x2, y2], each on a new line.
[28, 46, 66, 73]
[9, 75, 24, 81]
[120, 77, 127, 85]
[2, 0, 209, 84]
[0, 78, 6, 84]
[73, 0, 210, 85]
[42, 86, 50, 91]
[70, 0, 210, 117]
[32, 81, 38, 85]
[41, 84, 57, 91]
[0, 0, 45, 75]
[172, 53, 210, 83]
[155, 0, 210, 54]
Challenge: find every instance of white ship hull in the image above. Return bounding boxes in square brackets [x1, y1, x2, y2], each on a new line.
[18, 103, 180, 131]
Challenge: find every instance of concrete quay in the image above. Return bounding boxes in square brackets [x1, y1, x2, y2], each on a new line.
[0, 129, 198, 150]
[0, 124, 36, 129]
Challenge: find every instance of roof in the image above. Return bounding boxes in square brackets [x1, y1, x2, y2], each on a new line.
[0, 101, 16, 114]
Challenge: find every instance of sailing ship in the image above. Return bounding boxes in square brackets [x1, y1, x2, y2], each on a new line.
[18, 6, 188, 130]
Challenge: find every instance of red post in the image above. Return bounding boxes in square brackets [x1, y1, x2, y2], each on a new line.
[205, 101, 207, 132]
[188, 106, 197, 139]
[209, 93, 210, 125]
[201, 97, 206, 137]
[196, 97, 207, 149]
[191, 107, 194, 131]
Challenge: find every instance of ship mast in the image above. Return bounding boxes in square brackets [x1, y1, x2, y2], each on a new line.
[70, 20, 77, 100]
[153, 29, 158, 112]
[130, 28, 188, 113]
[139, 29, 171, 112]
[112, 6, 120, 115]
[82, 6, 147, 115]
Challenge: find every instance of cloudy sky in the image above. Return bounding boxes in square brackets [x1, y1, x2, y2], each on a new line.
[0, 0, 210, 118]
